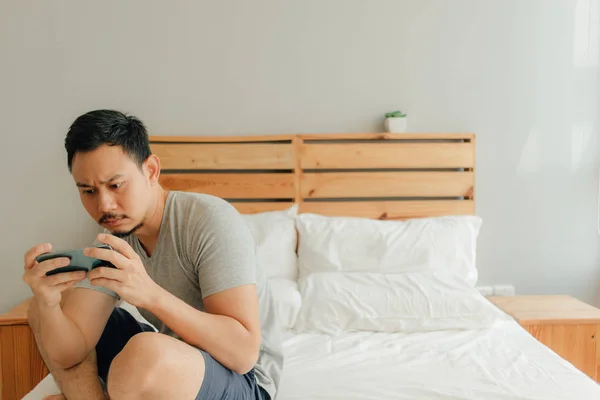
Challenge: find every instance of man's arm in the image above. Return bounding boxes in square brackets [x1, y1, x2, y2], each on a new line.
[156, 200, 262, 374]
[146, 283, 261, 374]
[139, 200, 262, 374]
[85, 231, 262, 374]
[84, 200, 263, 374]
[29, 287, 117, 369]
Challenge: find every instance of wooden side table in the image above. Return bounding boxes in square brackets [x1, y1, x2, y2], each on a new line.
[488, 295, 600, 382]
[0, 298, 48, 400]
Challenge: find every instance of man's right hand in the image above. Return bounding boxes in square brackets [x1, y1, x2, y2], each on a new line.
[23, 243, 87, 308]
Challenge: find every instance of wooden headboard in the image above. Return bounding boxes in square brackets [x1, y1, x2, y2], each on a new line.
[149, 133, 475, 220]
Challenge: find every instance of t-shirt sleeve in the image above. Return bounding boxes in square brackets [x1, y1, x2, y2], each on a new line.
[74, 277, 120, 299]
[191, 201, 257, 299]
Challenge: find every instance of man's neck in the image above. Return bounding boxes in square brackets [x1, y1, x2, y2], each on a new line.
[135, 188, 169, 257]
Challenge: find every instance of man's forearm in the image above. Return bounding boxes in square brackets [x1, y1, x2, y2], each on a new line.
[29, 299, 89, 369]
[146, 288, 260, 374]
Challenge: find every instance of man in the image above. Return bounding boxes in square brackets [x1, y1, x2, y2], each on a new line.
[23, 110, 282, 400]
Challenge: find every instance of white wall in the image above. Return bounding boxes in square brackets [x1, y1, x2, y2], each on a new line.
[1, 0, 599, 312]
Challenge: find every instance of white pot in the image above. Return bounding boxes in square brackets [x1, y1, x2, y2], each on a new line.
[385, 117, 407, 133]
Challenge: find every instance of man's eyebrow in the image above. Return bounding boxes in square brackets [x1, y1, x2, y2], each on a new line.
[76, 174, 123, 188]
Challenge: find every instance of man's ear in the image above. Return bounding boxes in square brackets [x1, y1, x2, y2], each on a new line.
[144, 155, 161, 185]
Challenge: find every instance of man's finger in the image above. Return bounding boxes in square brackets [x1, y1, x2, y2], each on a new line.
[53, 280, 81, 293]
[45, 271, 87, 287]
[24, 243, 52, 270]
[90, 278, 121, 294]
[84, 246, 130, 270]
[94, 234, 139, 260]
[88, 267, 123, 282]
[37, 257, 72, 275]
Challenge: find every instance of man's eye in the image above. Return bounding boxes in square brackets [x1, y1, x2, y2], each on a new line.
[110, 183, 122, 189]
[83, 189, 95, 195]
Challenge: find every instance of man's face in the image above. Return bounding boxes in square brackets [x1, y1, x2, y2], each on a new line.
[71, 145, 152, 237]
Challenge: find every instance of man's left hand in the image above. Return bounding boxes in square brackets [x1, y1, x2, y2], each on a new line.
[86, 234, 163, 309]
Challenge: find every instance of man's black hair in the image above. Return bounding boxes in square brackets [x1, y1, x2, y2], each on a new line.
[65, 109, 151, 172]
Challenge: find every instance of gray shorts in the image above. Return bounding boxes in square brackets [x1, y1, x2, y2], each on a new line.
[198, 350, 270, 400]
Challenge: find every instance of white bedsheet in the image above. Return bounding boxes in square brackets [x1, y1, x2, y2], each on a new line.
[277, 320, 600, 400]
[24, 320, 600, 400]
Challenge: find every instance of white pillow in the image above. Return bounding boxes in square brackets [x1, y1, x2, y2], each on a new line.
[268, 278, 302, 330]
[296, 213, 482, 286]
[294, 271, 504, 334]
[243, 205, 298, 280]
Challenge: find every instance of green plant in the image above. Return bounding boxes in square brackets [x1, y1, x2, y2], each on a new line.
[385, 110, 407, 118]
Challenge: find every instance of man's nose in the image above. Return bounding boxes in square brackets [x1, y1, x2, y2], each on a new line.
[97, 190, 116, 214]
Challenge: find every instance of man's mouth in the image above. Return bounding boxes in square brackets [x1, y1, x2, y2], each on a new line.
[103, 218, 124, 226]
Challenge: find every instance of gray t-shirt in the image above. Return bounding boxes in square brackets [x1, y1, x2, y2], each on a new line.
[76, 191, 283, 399]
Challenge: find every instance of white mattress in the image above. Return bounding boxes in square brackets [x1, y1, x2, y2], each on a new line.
[277, 320, 600, 400]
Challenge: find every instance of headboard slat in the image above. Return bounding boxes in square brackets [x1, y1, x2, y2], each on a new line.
[299, 133, 474, 140]
[301, 171, 474, 199]
[230, 202, 295, 214]
[300, 142, 474, 169]
[151, 143, 294, 170]
[150, 134, 293, 143]
[299, 200, 474, 220]
[158, 173, 295, 199]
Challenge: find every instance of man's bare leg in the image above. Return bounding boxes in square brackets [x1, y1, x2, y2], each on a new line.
[28, 299, 107, 400]
[39, 350, 106, 400]
[106, 332, 205, 400]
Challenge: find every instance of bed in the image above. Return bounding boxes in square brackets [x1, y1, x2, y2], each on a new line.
[3, 132, 600, 399]
[278, 324, 600, 400]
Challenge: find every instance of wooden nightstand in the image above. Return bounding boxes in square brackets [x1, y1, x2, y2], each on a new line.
[0, 298, 48, 400]
[488, 295, 600, 382]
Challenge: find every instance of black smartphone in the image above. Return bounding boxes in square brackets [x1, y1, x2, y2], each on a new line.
[35, 244, 117, 276]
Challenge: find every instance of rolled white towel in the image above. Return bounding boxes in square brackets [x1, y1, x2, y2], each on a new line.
[21, 373, 60, 400]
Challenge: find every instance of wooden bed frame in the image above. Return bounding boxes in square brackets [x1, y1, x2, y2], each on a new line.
[0, 132, 475, 399]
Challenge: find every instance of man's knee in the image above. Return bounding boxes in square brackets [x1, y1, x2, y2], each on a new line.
[106, 332, 166, 399]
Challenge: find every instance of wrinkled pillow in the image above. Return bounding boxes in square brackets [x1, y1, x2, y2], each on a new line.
[294, 271, 505, 334]
[243, 205, 298, 280]
[268, 278, 302, 330]
[296, 213, 482, 286]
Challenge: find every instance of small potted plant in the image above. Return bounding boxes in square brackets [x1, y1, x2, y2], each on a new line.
[384, 110, 407, 133]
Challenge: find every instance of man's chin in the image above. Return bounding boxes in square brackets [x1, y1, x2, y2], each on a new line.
[110, 230, 133, 238]
[108, 223, 143, 238]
